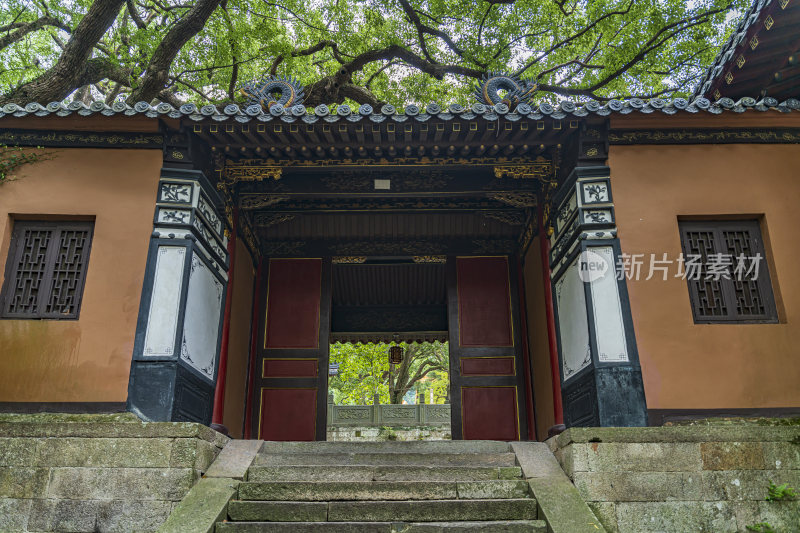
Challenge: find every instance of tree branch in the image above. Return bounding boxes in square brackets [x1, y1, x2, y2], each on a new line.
[585, 3, 732, 92]
[126, 0, 147, 29]
[128, 0, 223, 103]
[0, 0, 126, 105]
[515, 0, 634, 77]
[398, 0, 466, 61]
[0, 15, 71, 52]
[269, 40, 345, 75]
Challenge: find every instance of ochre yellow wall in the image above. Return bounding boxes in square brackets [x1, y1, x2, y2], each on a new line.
[610, 143, 800, 410]
[222, 238, 255, 438]
[523, 237, 555, 440]
[0, 149, 162, 403]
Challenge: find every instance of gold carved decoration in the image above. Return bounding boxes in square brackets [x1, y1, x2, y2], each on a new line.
[609, 130, 800, 144]
[225, 165, 282, 183]
[489, 192, 538, 208]
[493, 156, 554, 180]
[481, 211, 526, 226]
[413, 255, 447, 263]
[332, 256, 368, 264]
[253, 213, 296, 227]
[238, 212, 260, 259]
[240, 194, 289, 209]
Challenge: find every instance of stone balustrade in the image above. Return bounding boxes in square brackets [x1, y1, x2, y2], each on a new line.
[327, 404, 451, 427]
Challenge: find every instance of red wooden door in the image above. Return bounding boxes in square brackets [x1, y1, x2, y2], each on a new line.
[447, 256, 528, 440]
[253, 258, 331, 441]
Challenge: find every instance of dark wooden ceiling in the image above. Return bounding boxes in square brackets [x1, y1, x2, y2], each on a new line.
[332, 263, 447, 307]
[330, 262, 449, 343]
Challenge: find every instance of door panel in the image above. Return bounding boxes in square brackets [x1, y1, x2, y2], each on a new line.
[254, 258, 331, 441]
[259, 388, 317, 441]
[462, 386, 519, 440]
[264, 259, 322, 349]
[448, 256, 528, 441]
[457, 257, 514, 347]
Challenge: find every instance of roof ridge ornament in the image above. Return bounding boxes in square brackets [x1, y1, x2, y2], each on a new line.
[239, 75, 305, 113]
[474, 72, 537, 108]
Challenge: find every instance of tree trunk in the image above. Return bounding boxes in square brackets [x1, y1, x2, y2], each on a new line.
[0, 0, 126, 105]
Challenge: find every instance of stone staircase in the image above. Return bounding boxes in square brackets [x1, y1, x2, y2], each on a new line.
[215, 441, 546, 532]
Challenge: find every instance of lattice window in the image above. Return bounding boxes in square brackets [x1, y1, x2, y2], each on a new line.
[1, 221, 94, 319]
[679, 220, 777, 324]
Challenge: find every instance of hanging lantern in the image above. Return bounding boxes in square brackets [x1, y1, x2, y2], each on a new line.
[389, 335, 404, 365]
[389, 345, 404, 365]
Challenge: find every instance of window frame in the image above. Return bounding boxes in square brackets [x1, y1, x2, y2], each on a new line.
[678, 219, 778, 325]
[0, 219, 94, 320]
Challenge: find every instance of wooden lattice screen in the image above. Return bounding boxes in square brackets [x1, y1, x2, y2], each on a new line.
[678, 219, 777, 323]
[1, 220, 94, 319]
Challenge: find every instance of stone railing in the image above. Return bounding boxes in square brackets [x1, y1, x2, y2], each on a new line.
[327, 404, 451, 427]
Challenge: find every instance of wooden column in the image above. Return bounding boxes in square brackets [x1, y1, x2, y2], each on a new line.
[212, 208, 238, 429]
[547, 123, 647, 427]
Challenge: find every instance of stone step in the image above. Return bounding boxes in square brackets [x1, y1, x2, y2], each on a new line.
[227, 499, 538, 522]
[237, 480, 530, 501]
[217, 520, 547, 532]
[251, 452, 517, 467]
[247, 465, 524, 482]
[258, 440, 511, 455]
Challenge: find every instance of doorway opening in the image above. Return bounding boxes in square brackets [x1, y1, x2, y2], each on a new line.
[326, 341, 451, 441]
[327, 259, 450, 441]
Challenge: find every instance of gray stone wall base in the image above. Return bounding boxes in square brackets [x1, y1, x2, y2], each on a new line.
[0, 413, 227, 532]
[547, 421, 800, 533]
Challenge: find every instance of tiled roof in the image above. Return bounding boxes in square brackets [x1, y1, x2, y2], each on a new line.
[2, 96, 799, 125]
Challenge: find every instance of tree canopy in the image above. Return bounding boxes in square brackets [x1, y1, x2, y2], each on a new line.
[0, 0, 748, 107]
[328, 342, 449, 406]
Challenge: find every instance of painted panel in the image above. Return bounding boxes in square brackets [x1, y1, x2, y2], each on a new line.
[460, 357, 515, 376]
[263, 359, 318, 378]
[555, 191, 578, 234]
[197, 194, 223, 236]
[580, 180, 611, 205]
[157, 208, 191, 225]
[582, 209, 613, 224]
[159, 182, 193, 204]
[143, 246, 186, 356]
[181, 254, 224, 380]
[457, 257, 513, 347]
[461, 387, 519, 440]
[555, 256, 591, 381]
[589, 246, 629, 363]
[265, 259, 322, 349]
[192, 217, 227, 261]
[259, 388, 317, 441]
